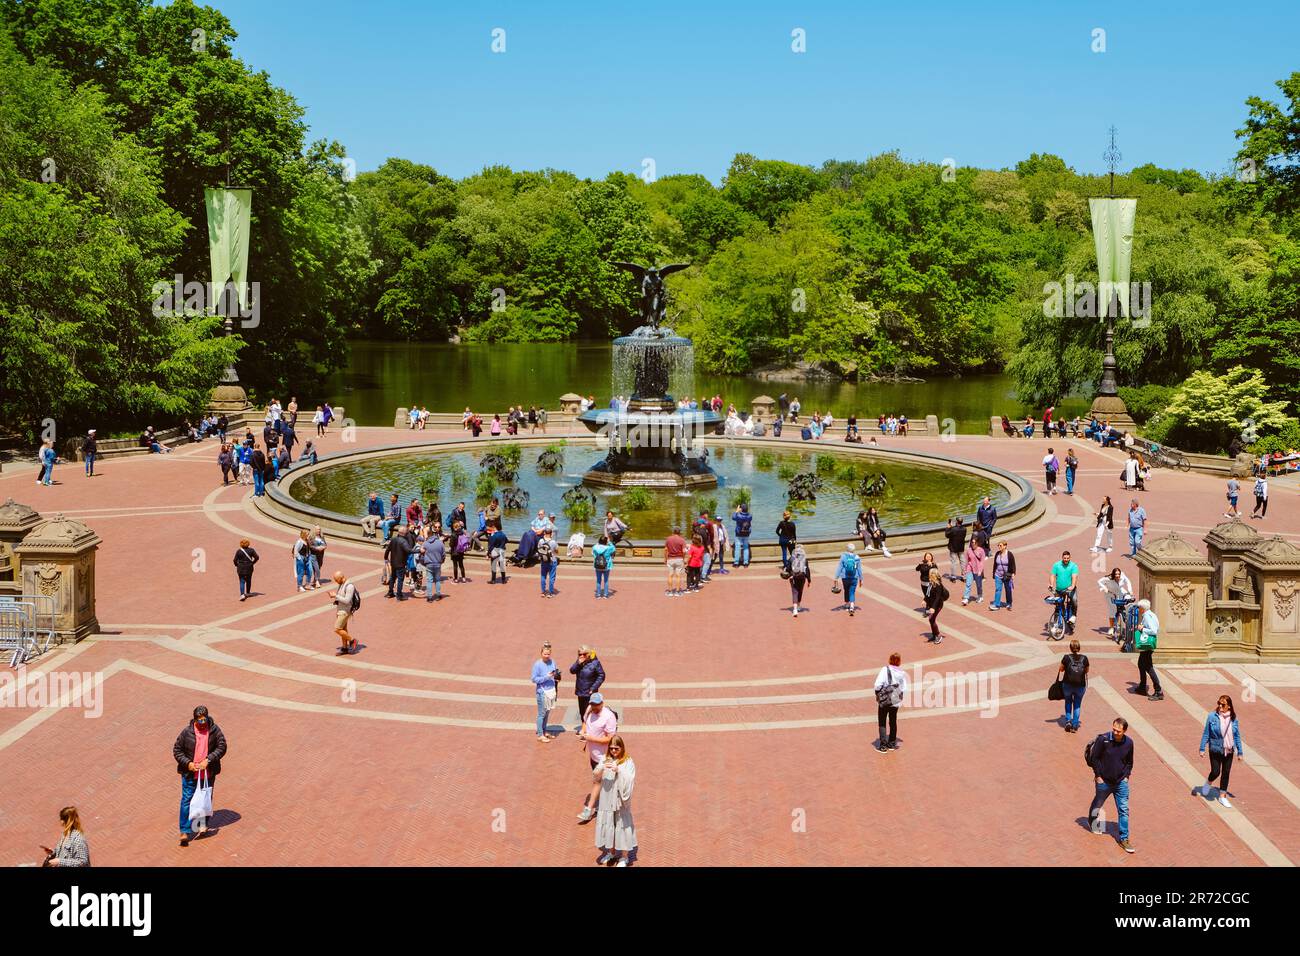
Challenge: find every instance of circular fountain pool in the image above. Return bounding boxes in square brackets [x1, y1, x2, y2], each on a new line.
[285, 441, 1015, 544]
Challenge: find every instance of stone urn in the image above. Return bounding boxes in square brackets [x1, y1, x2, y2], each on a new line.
[14, 513, 102, 643]
[558, 393, 584, 414]
[750, 396, 776, 424]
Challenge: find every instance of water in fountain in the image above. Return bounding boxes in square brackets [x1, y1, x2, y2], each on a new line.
[611, 329, 695, 400]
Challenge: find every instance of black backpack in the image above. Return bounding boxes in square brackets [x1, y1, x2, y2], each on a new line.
[1084, 732, 1107, 769]
[350, 586, 361, 613]
[594, 550, 608, 571]
[1063, 654, 1088, 684]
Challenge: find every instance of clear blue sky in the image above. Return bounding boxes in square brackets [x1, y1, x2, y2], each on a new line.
[212, 0, 1299, 182]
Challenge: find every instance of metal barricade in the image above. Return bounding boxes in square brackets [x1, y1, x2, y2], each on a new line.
[0, 598, 39, 667]
[19, 593, 57, 652]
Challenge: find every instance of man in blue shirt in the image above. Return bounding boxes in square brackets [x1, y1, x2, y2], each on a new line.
[381, 493, 401, 542]
[1048, 549, 1079, 629]
[1126, 499, 1147, 558]
[361, 492, 384, 538]
[976, 496, 998, 538]
[732, 504, 753, 568]
[1087, 717, 1137, 854]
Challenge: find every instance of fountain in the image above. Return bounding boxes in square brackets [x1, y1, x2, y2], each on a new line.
[577, 262, 722, 489]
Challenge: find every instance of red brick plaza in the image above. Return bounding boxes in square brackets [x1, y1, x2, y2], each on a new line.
[2, 426, 1297, 867]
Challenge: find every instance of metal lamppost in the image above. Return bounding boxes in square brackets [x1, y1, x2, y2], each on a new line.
[1087, 127, 1137, 430]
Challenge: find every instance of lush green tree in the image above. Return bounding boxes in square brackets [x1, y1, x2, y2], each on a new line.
[1146, 367, 1291, 453]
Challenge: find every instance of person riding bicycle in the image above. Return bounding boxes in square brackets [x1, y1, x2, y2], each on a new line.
[1098, 567, 1134, 641]
[1048, 550, 1080, 631]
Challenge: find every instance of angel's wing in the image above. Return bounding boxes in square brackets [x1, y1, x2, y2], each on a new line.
[612, 261, 647, 281]
[656, 263, 691, 277]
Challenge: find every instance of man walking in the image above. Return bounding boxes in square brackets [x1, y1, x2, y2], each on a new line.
[975, 497, 998, 539]
[1042, 446, 1060, 495]
[82, 430, 98, 477]
[1126, 499, 1147, 558]
[1251, 475, 1268, 519]
[385, 525, 412, 599]
[330, 570, 358, 654]
[1086, 717, 1136, 853]
[576, 693, 618, 822]
[1224, 477, 1241, 518]
[537, 528, 559, 597]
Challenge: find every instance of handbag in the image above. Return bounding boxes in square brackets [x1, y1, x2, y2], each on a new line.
[875, 667, 903, 707]
[188, 769, 214, 825]
[542, 687, 557, 712]
[1134, 628, 1157, 651]
[831, 581, 842, 594]
[1048, 679, 1065, 701]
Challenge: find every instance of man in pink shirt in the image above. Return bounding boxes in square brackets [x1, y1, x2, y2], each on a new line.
[664, 527, 687, 597]
[576, 693, 618, 822]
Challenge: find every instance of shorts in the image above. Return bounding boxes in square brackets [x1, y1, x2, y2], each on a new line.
[334, 610, 351, 631]
[666, 558, 685, 572]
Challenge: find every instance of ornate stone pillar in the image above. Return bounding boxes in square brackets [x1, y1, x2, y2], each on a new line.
[1134, 531, 1213, 663]
[558, 393, 584, 414]
[1244, 536, 1300, 662]
[13, 514, 102, 643]
[1203, 518, 1262, 658]
[750, 396, 776, 424]
[0, 498, 42, 595]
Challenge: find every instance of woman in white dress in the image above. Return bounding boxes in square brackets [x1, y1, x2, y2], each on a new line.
[594, 734, 637, 866]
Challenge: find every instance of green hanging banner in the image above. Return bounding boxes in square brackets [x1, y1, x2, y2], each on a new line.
[203, 187, 252, 312]
[1088, 197, 1137, 319]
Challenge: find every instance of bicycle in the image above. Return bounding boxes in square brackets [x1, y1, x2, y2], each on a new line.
[1112, 596, 1134, 649]
[1043, 591, 1074, 640]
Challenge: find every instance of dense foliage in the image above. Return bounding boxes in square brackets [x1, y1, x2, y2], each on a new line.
[1, 0, 1296, 451]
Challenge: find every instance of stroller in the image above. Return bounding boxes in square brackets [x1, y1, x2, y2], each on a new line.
[566, 532, 586, 558]
[509, 528, 540, 568]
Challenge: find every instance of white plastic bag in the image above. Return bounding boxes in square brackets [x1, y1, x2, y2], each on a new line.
[188, 770, 213, 825]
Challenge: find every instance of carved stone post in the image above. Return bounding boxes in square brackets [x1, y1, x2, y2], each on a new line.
[0, 498, 42, 595]
[1244, 536, 1300, 661]
[1203, 518, 1262, 657]
[750, 396, 776, 424]
[1134, 531, 1213, 663]
[14, 514, 102, 643]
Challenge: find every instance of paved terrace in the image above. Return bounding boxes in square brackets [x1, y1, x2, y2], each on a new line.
[0, 425, 1297, 866]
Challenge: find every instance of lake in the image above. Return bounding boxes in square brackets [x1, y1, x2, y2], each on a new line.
[324, 340, 1088, 432]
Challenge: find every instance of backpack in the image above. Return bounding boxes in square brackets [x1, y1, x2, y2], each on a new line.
[349, 587, 362, 613]
[844, 554, 860, 579]
[790, 550, 808, 576]
[1084, 732, 1107, 769]
[875, 667, 903, 708]
[456, 532, 471, 555]
[1063, 654, 1087, 684]
[594, 549, 608, 571]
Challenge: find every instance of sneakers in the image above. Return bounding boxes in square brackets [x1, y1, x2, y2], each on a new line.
[1148, 691, 1164, 701]
[1089, 813, 1105, 834]
[875, 742, 889, 754]
[976, 597, 983, 604]
[1069, 615, 1077, 624]
[614, 857, 629, 867]
[961, 599, 968, 607]
[576, 806, 593, 822]
[596, 852, 615, 865]
[1107, 627, 1115, 636]
[849, 606, 855, 616]
[1218, 795, 1232, 808]
[1119, 839, 1136, 854]
[791, 607, 799, 617]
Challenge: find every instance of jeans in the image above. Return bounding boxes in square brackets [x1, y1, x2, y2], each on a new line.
[1129, 526, 1144, 556]
[843, 578, 858, 605]
[295, 555, 311, 589]
[41, 461, 53, 485]
[1063, 683, 1085, 729]
[382, 518, 398, 541]
[1066, 467, 1076, 494]
[179, 774, 214, 835]
[253, 470, 265, 496]
[993, 575, 1013, 607]
[424, 565, 442, 599]
[308, 555, 321, 586]
[963, 571, 984, 601]
[1089, 778, 1130, 841]
[778, 537, 793, 571]
[595, 568, 610, 597]
[540, 560, 557, 594]
[84, 452, 95, 476]
[701, 551, 712, 579]
[733, 537, 750, 566]
[238, 573, 252, 597]
[387, 565, 405, 597]
[535, 690, 550, 736]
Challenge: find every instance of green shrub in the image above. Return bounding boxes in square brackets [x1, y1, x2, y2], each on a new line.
[777, 461, 799, 481]
[563, 497, 594, 522]
[447, 461, 472, 490]
[755, 451, 776, 469]
[694, 495, 718, 517]
[419, 464, 443, 499]
[815, 453, 838, 475]
[622, 487, 653, 511]
[1251, 419, 1300, 455]
[836, 460, 860, 482]
[1117, 384, 1175, 424]
[474, 470, 496, 500]
[728, 485, 752, 509]
[499, 443, 523, 470]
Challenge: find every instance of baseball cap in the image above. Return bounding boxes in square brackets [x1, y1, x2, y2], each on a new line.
[590, 692, 604, 704]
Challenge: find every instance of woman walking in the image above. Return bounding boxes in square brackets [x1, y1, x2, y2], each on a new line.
[233, 538, 259, 601]
[293, 529, 313, 592]
[962, 536, 986, 606]
[1064, 448, 1079, 495]
[173, 705, 226, 846]
[915, 552, 938, 610]
[1198, 694, 1245, 807]
[1056, 639, 1089, 732]
[1092, 495, 1115, 553]
[530, 643, 561, 741]
[788, 542, 811, 617]
[590, 535, 615, 598]
[873, 652, 909, 753]
[569, 646, 606, 727]
[40, 806, 90, 867]
[218, 443, 234, 485]
[313, 405, 326, 437]
[1251, 475, 1268, 519]
[835, 543, 863, 615]
[990, 540, 1016, 610]
[594, 735, 637, 866]
[924, 568, 948, 644]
